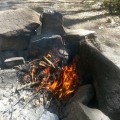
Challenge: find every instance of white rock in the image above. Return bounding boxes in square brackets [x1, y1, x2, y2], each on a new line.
[39, 110, 59, 120]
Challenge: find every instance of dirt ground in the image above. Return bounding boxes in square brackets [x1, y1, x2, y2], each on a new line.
[0, 0, 120, 67]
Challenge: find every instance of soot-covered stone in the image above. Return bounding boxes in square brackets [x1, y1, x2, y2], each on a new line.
[41, 11, 65, 36]
[29, 35, 64, 58]
[75, 42, 120, 120]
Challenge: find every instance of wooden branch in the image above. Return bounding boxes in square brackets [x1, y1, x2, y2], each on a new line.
[39, 61, 50, 67]
[16, 81, 40, 91]
[30, 58, 41, 63]
[43, 56, 55, 68]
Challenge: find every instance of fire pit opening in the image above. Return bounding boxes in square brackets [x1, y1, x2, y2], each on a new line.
[18, 48, 81, 100]
[0, 34, 99, 120]
[15, 35, 98, 119]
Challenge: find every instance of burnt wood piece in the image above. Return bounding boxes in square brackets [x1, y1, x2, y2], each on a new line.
[70, 41, 120, 120]
[43, 56, 55, 68]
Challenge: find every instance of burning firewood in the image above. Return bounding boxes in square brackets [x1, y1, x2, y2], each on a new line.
[17, 48, 80, 100]
[43, 56, 55, 68]
[16, 81, 40, 91]
[39, 61, 50, 67]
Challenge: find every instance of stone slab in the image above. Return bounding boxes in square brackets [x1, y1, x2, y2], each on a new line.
[29, 35, 63, 58]
[0, 8, 40, 51]
[4, 57, 25, 67]
[41, 11, 65, 36]
[65, 29, 95, 37]
[63, 29, 102, 52]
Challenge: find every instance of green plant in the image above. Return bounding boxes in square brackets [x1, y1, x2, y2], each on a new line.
[103, 0, 120, 15]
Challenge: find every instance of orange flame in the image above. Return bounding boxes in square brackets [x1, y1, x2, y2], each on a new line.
[36, 67, 50, 91]
[46, 62, 79, 99]
[31, 55, 79, 99]
[31, 65, 36, 82]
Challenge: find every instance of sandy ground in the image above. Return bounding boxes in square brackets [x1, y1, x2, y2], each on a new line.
[0, 0, 120, 67]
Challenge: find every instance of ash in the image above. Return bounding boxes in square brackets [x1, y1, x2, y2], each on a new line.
[0, 69, 59, 120]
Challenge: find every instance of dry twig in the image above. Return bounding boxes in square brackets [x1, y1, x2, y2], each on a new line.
[43, 56, 55, 68]
[39, 61, 50, 67]
[16, 81, 40, 91]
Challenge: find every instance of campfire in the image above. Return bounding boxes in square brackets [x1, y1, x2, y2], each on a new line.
[18, 48, 80, 100]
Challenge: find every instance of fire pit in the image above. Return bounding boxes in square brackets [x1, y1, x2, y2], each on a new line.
[0, 10, 120, 120]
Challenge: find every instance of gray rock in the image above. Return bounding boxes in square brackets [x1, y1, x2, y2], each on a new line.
[63, 102, 110, 120]
[0, 8, 40, 51]
[39, 111, 59, 120]
[69, 84, 94, 105]
[0, 55, 3, 67]
[4, 57, 25, 67]
[36, 26, 42, 35]
[0, 69, 17, 88]
[63, 29, 101, 51]
[0, 51, 18, 68]
[41, 11, 65, 36]
[74, 42, 120, 120]
[0, 51, 17, 59]
[29, 35, 63, 57]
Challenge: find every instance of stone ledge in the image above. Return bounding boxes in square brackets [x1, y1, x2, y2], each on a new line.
[0, 8, 41, 51]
